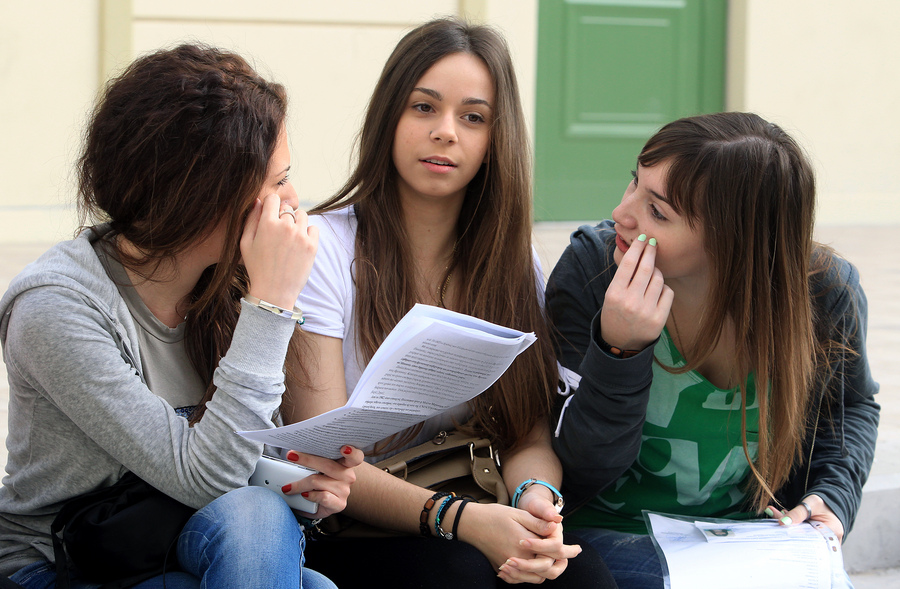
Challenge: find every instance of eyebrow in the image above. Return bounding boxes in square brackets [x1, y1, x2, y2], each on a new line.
[635, 164, 670, 204]
[412, 87, 492, 109]
[276, 164, 291, 176]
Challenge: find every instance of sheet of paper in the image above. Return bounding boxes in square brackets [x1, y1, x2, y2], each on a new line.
[646, 512, 847, 589]
[237, 304, 536, 459]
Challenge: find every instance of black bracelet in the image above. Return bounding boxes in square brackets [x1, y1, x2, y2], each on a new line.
[597, 334, 640, 358]
[435, 495, 464, 540]
[451, 497, 472, 541]
[420, 492, 454, 537]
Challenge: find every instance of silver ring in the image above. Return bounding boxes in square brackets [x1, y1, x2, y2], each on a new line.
[799, 500, 813, 521]
[279, 208, 296, 222]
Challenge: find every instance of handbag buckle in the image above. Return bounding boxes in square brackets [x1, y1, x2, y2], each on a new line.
[432, 431, 448, 445]
[469, 441, 501, 470]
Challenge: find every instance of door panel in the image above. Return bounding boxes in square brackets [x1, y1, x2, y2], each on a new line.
[535, 0, 726, 221]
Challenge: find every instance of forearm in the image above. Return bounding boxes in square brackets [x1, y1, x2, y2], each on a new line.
[340, 461, 435, 534]
[503, 422, 562, 502]
[552, 311, 652, 504]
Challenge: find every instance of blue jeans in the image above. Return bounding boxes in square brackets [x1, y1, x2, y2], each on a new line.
[571, 528, 664, 589]
[10, 486, 335, 589]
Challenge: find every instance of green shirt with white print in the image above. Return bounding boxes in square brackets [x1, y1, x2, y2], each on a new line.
[569, 327, 759, 534]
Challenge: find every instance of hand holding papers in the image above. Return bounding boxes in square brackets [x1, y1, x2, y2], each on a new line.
[237, 304, 536, 459]
[646, 512, 848, 589]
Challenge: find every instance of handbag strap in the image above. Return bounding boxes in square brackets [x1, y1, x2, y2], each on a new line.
[373, 430, 494, 476]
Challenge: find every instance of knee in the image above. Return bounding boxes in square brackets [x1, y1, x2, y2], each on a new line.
[194, 486, 300, 543]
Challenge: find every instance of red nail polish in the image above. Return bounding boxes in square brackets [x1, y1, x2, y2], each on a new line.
[301, 492, 310, 498]
[281, 484, 291, 494]
[286, 450, 300, 462]
[341, 446, 352, 455]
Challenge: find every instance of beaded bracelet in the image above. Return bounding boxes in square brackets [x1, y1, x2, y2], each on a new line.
[420, 492, 454, 537]
[435, 495, 464, 540]
[451, 497, 472, 541]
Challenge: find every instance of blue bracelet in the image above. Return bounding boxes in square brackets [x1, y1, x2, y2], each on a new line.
[434, 495, 457, 539]
[512, 478, 565, 513]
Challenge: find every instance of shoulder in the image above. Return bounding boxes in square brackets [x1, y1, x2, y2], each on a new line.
[548, 221, 617, 290]
[1, 229, 125, 342]
[809, 246, 863, 318]
[310, 207, 357, 244]
[308, 207, 357, 276]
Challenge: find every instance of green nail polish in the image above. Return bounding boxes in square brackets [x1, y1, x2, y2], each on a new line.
[638, 234, 647, 242]
[764, 508, 774, 517]
[780, 516, 792, 525]
[648, 238, 657, 247]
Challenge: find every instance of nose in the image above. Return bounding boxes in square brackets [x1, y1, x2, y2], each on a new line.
[611, 190, 637, 230]
[430, 114, 458, 144]
[279, 179, 300, 212]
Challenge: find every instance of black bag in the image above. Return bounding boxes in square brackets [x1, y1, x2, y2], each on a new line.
[50, 472, 196, 589]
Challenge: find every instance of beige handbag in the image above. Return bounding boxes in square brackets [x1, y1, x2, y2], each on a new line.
[317, 429, 508, 537]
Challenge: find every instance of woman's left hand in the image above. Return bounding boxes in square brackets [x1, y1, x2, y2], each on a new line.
[498, 491, 577, 584]
[765, 493, 845, 542]
[279, 445, 364, 519]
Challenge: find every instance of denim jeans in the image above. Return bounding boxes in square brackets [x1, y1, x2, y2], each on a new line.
[10, 486, 335, 589]
[572, 527, 855, 589]
[570, 528, 664, 589]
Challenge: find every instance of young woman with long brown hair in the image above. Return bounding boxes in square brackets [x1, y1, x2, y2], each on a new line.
[285, 17, 616, 588]
[0, 44, 361, 588]
[548, 112, 879, 588]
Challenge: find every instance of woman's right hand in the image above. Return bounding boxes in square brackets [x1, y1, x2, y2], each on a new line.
[279, 446, 364, 519]
[458, 502, 581, 584]
[240, 193, 318, 310]
[600, 234, 673, 352]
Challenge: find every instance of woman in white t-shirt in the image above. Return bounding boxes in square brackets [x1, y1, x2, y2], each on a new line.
[285, 18, 616, 589]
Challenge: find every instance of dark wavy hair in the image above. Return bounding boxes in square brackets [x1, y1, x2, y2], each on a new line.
[78, 43, 288, 423]
[309, 18, 557, 452]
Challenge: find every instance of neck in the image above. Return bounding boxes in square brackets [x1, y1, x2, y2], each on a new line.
[400, 197, 461, 270]
[117, 237, 213, 328]
[397, 195, 462, 307]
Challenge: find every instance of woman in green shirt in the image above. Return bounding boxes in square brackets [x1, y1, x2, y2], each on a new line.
[547, 112, 879, 588]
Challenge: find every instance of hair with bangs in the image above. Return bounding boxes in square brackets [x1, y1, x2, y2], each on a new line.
[306, 17, 556, 453]
[637, 112, 823, 510]
[78, 43, 290, 424]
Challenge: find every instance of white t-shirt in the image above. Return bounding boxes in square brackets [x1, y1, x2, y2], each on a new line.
[298, 206, 544, 460]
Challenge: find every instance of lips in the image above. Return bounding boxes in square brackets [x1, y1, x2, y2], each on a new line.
[420, 156, 457, 174]
[421, 157, 455, 166]
[615, 233, 629, 253]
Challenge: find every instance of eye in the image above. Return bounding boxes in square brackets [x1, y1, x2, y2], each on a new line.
[650, 203, 668, 221]
[630, 169, 638, 186]
[413, 103, 434, 114]
[277, 174, 290, 187]
[463, 112, 486, 124]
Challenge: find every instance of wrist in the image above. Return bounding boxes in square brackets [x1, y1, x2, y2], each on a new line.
[512, 479, 564, 513]
[596, 331, 641, 359]
[242, 294, 305, 324]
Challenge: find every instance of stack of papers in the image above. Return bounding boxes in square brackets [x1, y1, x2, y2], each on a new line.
[238, 304, 536, 459]
[646, 512, 847, 589]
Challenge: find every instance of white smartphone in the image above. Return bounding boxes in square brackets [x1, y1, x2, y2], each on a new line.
[249, 455, 319, 513]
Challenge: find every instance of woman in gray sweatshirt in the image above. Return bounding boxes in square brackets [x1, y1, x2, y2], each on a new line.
[0, 44, 361, 589]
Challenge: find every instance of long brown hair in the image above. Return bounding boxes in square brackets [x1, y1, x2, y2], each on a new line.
[310, 18, 557, 453]
[78, 43, 288, 424]
[637, 112, 821, 510]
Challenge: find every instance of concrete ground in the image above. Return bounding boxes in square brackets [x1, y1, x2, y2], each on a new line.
[0, 223, 897, 585]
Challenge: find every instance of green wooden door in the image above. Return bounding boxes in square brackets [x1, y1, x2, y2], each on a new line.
[534, 0, 727, 221]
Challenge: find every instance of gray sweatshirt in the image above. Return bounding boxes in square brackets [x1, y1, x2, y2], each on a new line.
[0, 225, 296, 575]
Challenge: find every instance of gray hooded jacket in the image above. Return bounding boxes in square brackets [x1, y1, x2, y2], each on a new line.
[0, 225, 295, 575]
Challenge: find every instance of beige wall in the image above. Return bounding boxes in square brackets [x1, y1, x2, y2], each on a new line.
[729, 0, 900, 225]
[1, 0, 898, 244]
